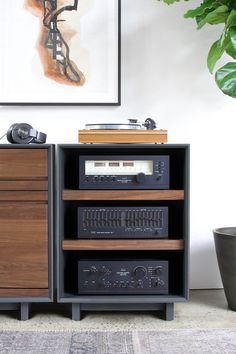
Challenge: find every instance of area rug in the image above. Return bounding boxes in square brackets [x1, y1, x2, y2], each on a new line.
[0, 328, 236, 354]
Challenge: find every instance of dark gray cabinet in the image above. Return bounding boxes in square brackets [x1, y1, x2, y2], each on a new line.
[57, 144, 190, 321]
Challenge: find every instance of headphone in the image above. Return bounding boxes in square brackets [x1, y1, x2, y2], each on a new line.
[7, 123, 47, 144]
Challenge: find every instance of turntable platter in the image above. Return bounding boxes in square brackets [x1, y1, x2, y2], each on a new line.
[85, 123, 143, 130]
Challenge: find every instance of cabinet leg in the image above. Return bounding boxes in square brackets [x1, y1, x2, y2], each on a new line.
[72, 303, 81, 321]
[165, 303, 174, 321]
[20, 303, 29, 321]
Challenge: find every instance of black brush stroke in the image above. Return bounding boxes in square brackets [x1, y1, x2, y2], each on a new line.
[43, 0, 82, 84]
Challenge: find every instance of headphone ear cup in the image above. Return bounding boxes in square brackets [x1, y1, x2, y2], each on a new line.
[11, 123, 34, 144]
[7, 123, 19, 144]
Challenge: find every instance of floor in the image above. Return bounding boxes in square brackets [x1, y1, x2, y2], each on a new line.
[0, 290, 235, 332]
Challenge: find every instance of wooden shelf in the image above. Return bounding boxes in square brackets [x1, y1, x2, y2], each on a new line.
[62, 239, 184, 251]
[63, 190, 184, 201]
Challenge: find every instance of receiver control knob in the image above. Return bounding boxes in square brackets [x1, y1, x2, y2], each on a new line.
[154, 266, 163, 275]
[133, 266, 147, 279]
[135, 173, 146, 184]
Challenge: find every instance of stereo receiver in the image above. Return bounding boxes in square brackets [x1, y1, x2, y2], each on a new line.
[77, 206, 168, 239]
[78, 260, 169, 294]
[79, 155, 169, 189]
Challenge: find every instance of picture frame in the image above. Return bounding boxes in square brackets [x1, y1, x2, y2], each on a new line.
[0, 0, 121, 106]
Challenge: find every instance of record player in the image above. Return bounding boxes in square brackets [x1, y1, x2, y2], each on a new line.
[78, 118, 168, 144]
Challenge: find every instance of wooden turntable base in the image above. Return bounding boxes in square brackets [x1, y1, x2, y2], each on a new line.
[78, 129, 168, 144]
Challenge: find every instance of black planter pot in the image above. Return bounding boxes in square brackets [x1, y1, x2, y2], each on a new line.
[213, 227, 236, 311]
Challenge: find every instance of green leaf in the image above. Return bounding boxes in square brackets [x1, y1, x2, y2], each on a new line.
[215, 62, 236, 97]
[225, 27, 236, 58]
[197, 5, 229, 29]
[225, 9, 236, 28]
[195, 8, 215, 26]
[184, 0, 215, 19]
[226, 43, 236, 58]
[207, 40, 225, 73]
[229, 26, 236, 50]
[162, 0, 180, 4]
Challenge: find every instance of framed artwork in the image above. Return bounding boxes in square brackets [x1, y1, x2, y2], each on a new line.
[0, 0, 121, 105]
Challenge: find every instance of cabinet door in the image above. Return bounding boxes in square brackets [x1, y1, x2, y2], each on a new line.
[0, 149, 48, 178]
[0, 203, 48, 289]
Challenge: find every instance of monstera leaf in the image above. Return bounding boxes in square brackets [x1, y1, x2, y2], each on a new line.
[226, 26, 236, 59]
[215, 62, 236, 97]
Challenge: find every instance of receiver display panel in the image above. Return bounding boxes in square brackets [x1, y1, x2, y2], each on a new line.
[85, 160, 153, 176]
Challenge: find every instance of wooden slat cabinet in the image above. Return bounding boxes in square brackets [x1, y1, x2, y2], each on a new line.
[0, 203, 48, 289]
[0, 149, 48, 178]
[0, 145, 54, 320]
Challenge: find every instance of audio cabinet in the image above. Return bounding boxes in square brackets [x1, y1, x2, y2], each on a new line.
[0, 145, 54, 320]
[57, 144, 189, 321]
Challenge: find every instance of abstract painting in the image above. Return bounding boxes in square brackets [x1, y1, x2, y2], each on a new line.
[26, 0, 86, 87]
[0, 0, 120, 105]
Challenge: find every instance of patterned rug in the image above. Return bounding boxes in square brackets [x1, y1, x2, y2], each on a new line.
[0, 328, 236, 354]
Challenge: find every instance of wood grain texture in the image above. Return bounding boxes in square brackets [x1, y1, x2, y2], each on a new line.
[0, 203, 48, 289]
[0, 180, 48, 191]
[0, 149, 48, 178]
[0, 289, 49, 297]
[78, 129, 168, 144]
[0, 191, 48, 201]
[62, 239, 184, 251]
[63, 190, 184, 201]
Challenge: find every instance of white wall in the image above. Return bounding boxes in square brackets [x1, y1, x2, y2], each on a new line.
[1, 0, 236, 289]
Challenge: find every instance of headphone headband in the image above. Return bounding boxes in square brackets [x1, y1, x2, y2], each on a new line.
[29, 129, 47, 144]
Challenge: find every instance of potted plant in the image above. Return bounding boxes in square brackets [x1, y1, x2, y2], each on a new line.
[213, 228, 236, 311]
[161, 0, 236, 98]
[159, 0, 236, 309]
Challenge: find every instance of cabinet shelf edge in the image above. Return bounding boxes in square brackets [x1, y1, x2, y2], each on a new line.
[62, 239, 184, 251]
[62, 190, 185, 201]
